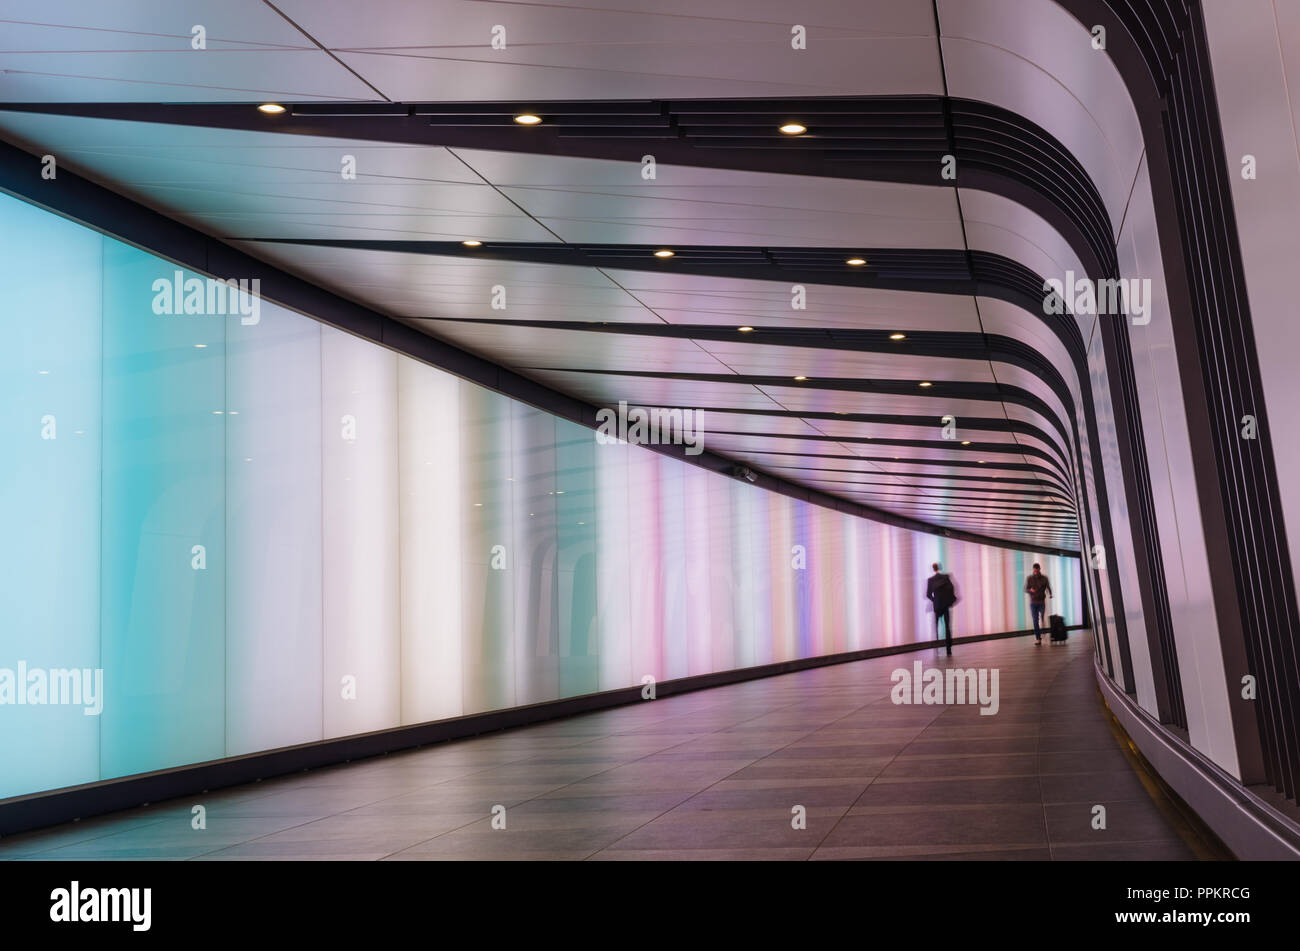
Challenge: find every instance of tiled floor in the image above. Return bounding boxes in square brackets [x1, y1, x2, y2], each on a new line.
[0, 632, 1201, 860]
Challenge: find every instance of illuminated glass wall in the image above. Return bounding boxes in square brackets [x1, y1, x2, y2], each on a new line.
[0, 191, 1081, 801]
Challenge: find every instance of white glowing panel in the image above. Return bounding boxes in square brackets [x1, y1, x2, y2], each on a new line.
[397, 356, 463, 724]
[224, 303, 324, 754]
[321, 327, 400, 738]
[596, 438, 633, 690]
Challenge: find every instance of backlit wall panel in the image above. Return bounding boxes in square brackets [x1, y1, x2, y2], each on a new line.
[682, 464, 715, 678]
[321, 326, 400, 739]
[658, 457, 689, 682]
[397, 357, 462, 725]
[0, 197, 101, 800]
[705, 474, 736, 674]
[555, 418, 599, 699]
[624, 450, 664, 684]
[224, 297, 323, 755]
[595, 439, 633, 690]
[99, 239, 226, 781]
[0, 191, 1082, 802]
[460, 386, 514, 716]
[511, 403, 557, 707]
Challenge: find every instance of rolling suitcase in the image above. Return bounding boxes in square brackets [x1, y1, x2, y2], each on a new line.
[1049, 614, 1067, 642]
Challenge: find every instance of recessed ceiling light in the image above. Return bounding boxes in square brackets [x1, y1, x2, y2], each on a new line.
[258, 103, 286, 115]
[978, 460, 986, 464]
[919, 381, 933, 388]
[961, 440, 971, 445]
[654, 249, 675, 258]
[793, 375, 808, 381]
[513, 113, 542, 125]
[462, 239, 482, 247]
[889, 333, 906, 341]
[37, 369, 49, 374]
[779, 123, 807, 135]
[194, 343, 207, 349]
[737, 326, 755, 333]
[847, 257, 867, 266]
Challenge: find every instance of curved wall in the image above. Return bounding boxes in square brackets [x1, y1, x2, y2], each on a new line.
[942, 0, 1249, 781]
[0, 189, 1081, 803]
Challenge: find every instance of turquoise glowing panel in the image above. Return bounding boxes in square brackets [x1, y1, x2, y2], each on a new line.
[0, 193, 102, 799]
[554, 417, 598, 699]
[99, 240, 226, 779]
[460, 384, 515, 714]
[512, 401, 561, 706]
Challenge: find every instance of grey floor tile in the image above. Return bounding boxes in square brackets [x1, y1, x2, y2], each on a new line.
[601, 806, 847, 851]
[1043, 799, 1186, 845]
[589, 847, 814, 861]
[852, 776, 1044, 806]
[820, 804, 1049, 849]
[1040, 770, 1151, 804]
[1050, 839, 1199, 861]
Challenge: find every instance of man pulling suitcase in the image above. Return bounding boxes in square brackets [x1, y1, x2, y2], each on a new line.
[1024, 563, 1053, 644]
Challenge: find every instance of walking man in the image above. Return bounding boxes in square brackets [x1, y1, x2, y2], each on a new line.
[926, 562, 957, 656]
[1025, 562, 1053, 644]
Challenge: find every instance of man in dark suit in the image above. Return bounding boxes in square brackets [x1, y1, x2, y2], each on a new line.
[926, 562, 957, 656]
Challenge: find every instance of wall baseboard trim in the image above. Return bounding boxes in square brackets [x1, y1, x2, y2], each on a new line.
[0, 624, 1074, 838]
[1095, 664, 1300, 860]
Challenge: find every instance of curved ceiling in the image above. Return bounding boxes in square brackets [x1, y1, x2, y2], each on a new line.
[0, 0, 1157, 554]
